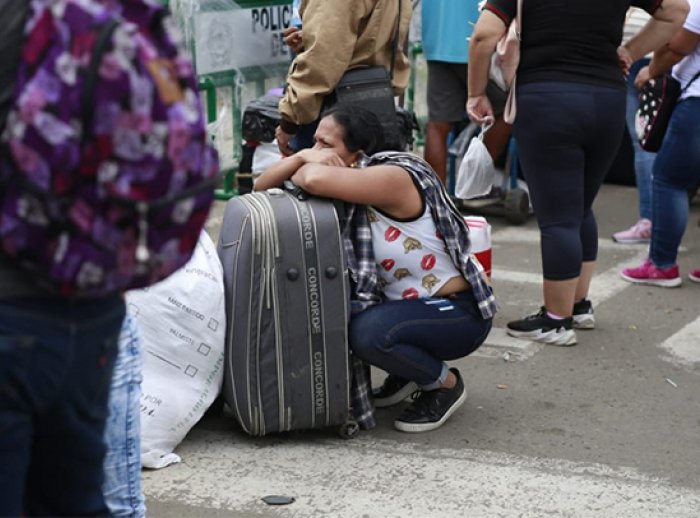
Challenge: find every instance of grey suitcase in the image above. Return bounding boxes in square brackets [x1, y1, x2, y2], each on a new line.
[217, 188, 358, 437]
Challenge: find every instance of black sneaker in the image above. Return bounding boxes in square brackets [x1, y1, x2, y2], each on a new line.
[506, 307, 577, 346]
[393, 368, 467, 433]
[572, 299, 595, 330]
[372, 375, 420, 408]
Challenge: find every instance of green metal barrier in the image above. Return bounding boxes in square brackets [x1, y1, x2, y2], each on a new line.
[165, 2, 425, 197]
[198, 64, 288, 200]
[202, 1, 292, 199]
[164, 0, 292, 199]
[406, 42, 425, 150]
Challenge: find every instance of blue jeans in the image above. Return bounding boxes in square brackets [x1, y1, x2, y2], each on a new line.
[290, 120, 319, 152]
[0, 295, 125, 517]
[649, 97, 700, 267]
[103, 314, 145, 518]
[626, 58, 656, 220]
[349, 291, 492, 389]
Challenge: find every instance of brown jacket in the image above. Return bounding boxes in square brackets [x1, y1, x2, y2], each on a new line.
[279, 0, 412, 128]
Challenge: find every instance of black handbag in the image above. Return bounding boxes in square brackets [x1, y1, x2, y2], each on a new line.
[332, 0, 402, 148]
[334, 66, 398, 143]
[241, 94, 281, 143]
[636, 70, 700, 152]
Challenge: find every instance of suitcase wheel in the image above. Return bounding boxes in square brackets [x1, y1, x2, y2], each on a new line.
[338, 419, 360, 439]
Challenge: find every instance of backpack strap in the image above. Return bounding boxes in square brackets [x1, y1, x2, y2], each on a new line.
[0, 0, 30, 134]
[81, 18, 120, 145]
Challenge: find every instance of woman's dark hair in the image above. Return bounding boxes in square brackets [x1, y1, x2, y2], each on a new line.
[321, 104, 390, 155]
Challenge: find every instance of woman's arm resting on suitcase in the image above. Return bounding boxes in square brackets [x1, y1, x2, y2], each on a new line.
[291, 163, 423, 220]
[254, 149, 345, 191]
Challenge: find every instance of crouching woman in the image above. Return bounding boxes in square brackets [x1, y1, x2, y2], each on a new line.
[255, 105, 497, 433]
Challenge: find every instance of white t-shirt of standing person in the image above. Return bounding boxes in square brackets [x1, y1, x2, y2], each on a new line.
[673, 0, 700, 100]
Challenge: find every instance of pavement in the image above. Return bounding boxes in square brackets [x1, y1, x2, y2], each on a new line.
[144, 184, 700, 518]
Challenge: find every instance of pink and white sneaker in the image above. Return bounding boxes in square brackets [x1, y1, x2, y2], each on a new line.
[621, 259, 682, 287]
[612, 218, 652, 244]
[689, 269, 700, 283]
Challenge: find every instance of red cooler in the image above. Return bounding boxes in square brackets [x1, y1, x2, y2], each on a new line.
[464, 216, 492, 278]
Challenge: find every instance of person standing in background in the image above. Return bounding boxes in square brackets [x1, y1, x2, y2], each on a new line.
[102, 314, 146, 518]
[0, 3, 126, 514]
[622, 0, 700, 286]
[613, 8, 657, 244]
[421, 0, 481, 183]
[276, 0, 412, 155]
[467, 0, 688, 346]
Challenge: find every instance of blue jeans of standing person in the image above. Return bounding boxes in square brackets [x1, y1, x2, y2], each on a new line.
[626, 58, 655, 220]
[649, 97, 700, 267]
[0, 295, 125, 517]
[290, 120, 319, 152]
[513, 82, 626, 280]
[349, 291, 492, 388]
[103, 313, 146, 518]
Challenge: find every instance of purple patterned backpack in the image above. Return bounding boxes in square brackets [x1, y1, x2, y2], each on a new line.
[0, 0, 219, 296]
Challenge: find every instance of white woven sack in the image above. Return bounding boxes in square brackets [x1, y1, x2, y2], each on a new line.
[126, 231, 226, 469]
[455, 126, 496, 200]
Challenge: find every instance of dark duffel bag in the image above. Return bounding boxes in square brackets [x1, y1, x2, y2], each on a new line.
[241, 95, 281, 143]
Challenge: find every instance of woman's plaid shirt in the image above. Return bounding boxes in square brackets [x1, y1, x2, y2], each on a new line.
[346, 151, 499, 429]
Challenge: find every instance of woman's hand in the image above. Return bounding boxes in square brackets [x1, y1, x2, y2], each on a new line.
[617, 46, 633, 77]
[275, 126, 295, 156]
[634, 65, 652, 90]
[467, 95, 495, 125]
[283, 27, 304, 54]
[297, 148, 346, 167]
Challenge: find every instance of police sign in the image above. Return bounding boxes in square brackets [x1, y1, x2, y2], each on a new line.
[194, 5, 293, 74]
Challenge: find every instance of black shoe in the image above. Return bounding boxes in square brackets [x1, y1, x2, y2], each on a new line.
[393, 368, 467, 433]
[372, 375, 420, 408]
[506, 307, 577, 346]
[572, 299, 595, 330]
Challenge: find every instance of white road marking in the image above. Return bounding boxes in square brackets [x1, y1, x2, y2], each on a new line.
[492, 269, 542, 285]
[143, 432, 700, 518]
[472, 326, 542, 361]
[491, 227, 652, 252]
[491, 248, 649, 302]
[491, 227, 687, 253]
[659, 315, 700, 368]
[488, 230, 696, 372]
[479, 242, 648, 360]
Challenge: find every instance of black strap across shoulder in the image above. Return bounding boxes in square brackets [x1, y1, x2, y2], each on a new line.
[0, 0, 31, 134]
[81, 19, 120, 144]
[680, 69, 700, 95]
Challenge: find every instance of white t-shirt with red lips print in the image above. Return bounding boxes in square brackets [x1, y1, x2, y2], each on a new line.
[367, 206, 463, 301]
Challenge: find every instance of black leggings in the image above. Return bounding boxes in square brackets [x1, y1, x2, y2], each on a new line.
[513, 82, 626, 280]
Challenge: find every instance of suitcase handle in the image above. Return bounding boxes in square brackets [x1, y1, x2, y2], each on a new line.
[283, 180, 348, 230]
[283, 180, 308, 201]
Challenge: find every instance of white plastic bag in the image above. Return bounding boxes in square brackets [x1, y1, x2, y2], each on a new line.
[126, 231, 226, 469]
[455, 124, 496, 200]
[252, 141, 283, 179]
